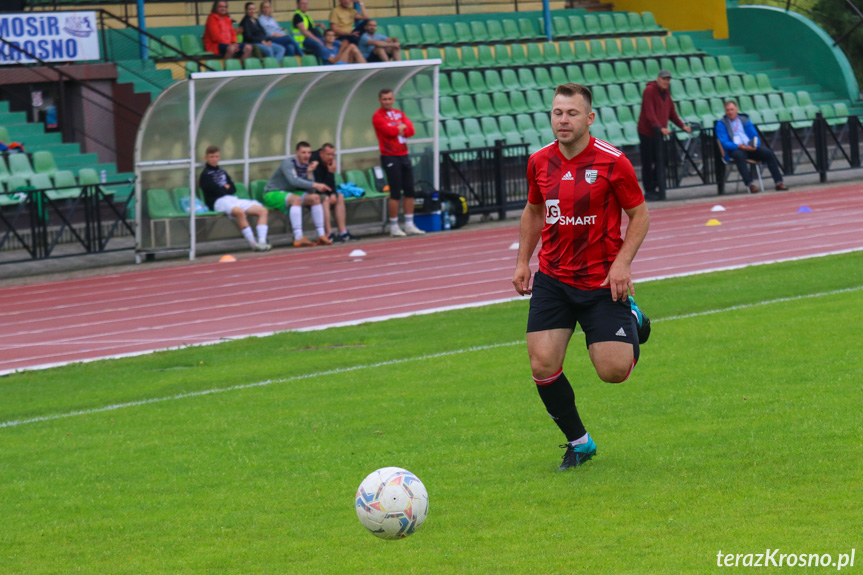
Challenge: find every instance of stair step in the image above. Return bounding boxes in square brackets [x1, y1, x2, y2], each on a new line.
[37, 142, 82, 157]
[0, 111, 28, 125]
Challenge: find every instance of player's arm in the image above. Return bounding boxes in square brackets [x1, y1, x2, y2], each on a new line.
[372, 112, 401, 137]
[603, 202, 649, 301]
[512, 200, 544, 296]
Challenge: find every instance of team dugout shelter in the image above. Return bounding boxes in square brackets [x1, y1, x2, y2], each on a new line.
[134, 60, 441, 261]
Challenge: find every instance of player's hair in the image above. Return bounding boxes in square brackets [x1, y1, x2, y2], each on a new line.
[210, 0, 227, 13]
[554, 83, 592, 109]
[379, 88, 393, 97]
[259, 0, 270, 10]
[205, 145, 220, 155]
[320, 142, 335, 151]
[724, 100, 739, 108]
[244, 1, 254, 10]
[295, 141, 311, 150]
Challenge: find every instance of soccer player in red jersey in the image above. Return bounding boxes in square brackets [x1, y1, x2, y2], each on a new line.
[512, 83, 652, 471]
[372, 88, 426, 237]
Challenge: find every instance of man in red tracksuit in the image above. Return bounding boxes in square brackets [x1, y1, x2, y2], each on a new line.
[372, 88, 426, 237]
[637, 69, 691, 201]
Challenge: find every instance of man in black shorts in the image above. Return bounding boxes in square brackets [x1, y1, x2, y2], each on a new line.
[371, 88, 425, 237]
[512, 83, 652, 471]
[310, 143, 359, 242]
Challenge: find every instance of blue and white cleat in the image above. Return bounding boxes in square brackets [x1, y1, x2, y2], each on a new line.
[629, 296, 651, 344]
[558, 435, 598, 471]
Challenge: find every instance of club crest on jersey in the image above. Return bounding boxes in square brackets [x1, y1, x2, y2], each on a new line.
[545, 199, 560, 224]
[585, 169, 598, 184]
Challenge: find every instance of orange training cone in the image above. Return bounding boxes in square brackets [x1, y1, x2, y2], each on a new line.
[219, 255, 237, 262]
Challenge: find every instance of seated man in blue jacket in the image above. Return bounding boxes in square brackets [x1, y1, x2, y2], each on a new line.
[716, 100, 788, 193]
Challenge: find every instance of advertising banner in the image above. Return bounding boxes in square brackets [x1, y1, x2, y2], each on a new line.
[0, 11, 101, 65]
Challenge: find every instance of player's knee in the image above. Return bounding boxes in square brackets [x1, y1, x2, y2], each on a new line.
[529, 355, 560, 381]
[309, 194, 321, 205]
[595, 362, 632, 384]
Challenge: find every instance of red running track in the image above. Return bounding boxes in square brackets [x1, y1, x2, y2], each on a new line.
[1, 186, 861, 374]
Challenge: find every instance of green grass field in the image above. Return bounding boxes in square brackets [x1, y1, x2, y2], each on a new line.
[1, 252, 862, 574]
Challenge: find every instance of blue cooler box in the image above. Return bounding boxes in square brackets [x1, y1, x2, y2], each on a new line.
[413, 210, 443, 232]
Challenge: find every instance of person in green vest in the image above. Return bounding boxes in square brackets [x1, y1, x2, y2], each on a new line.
[292, 0, 327, 62]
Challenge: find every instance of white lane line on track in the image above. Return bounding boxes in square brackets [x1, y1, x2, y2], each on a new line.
[2, 283, 861, 429]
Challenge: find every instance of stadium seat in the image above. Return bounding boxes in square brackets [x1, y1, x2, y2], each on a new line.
[729, 74, 746, 96]
[492, 92, 513, 115]
[501, 19, 521, 41]
[670, 79, 688, 100]
[510, 44, 529, 66]
[636, 37, 652, 58]
[660, 57, 677, 77]
[592, 85, 610, 108]
[480, 117, 504, 146]
[402, 100, 427, 122]
[598, 62, 617, 83]
[703, 57, 720, 76]
[541, 89, 554, 108]
[550, 66, 568, 86]
[743, 74, 759, 95]
[261, 57, 279, 69]
[612, 12, 630, 34]
[450, 71, 470, 95]
[679, 35, 698, 54]
[558, 41, 574, 61]
[689, 57, 707, 78]
[249, 180, 267, 202]
[470, 21, 490, 44]
[574, 41, 591, 61]
[453, 22, 473, 44]
[650, 36, 667, 57]
[665, 36, 682, 55]
[478, 45, 495, 68]
[233, 182, 249, 199]
[583, 14, 601, 36]
[599, 13, 616, 35]
[484, 69, 504, 92]
[630, 60, 648, 82]
[461, 46, 479, 68]
[694, 99, 713, 126]
[552, 16, 571, 38]
[526, 91, 545, 112]
[161, 35, 183, 58]
[714, 76, 732, 98]
[509, 91, 531, 114]
[645, 58, 661, 78]
[608, 84, 626, 107]
[6, 174, 29, 191]
[678, 100, 699, 125]
[440, 96, 459, 119]
[700, 77, 718, 99]
[443, 46, 463, 70]
[33, 151, 58, 176]
[518, 68, 539, 90]
[403, 24, 424, 45]
[623, 83, 641, 105]
[8, 154, 34, 179]
[605, 38, 622, 60]
[718, 55, 736, 74]
[620, 37, 637, 59]
[486, 20, 505, 42]
[768, 93, 785, 111]
[421, 23, 440, 45]
[566, 64, 585, 84]
[147, 189, 184, 219]
[641, 12, 661, 30]
[463, 118, 486, 148]
[589, 39, 607, 60]
[475, 93, 496, 117]
[181, 35, 208, 56]
[438, 23, 457, 45]
[494, 44, 513, 67]
[438, 74, 454, 97]
[757, 74, 774, 93]
[516, 113, 539, 140]
[674, 57, 692, 78]
[582, 64, 601, 85]
[526, 43, 544, 66]
[599, 108, 621, 131]
[535, 67, 555, 89]
[467, 70, 487, 92]
[542, 42, 561, 65]
[684, 78, 703, 99]
[501, 69, 519, 90]
[627, 12, 646, 32]
[300, 55, 318, 67]
[45, 170, 80, 200]
[244, 58, 262, 70]
[518, 18, 541, 40]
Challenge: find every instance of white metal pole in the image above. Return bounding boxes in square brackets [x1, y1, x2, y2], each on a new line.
[188, 77, 197, 261]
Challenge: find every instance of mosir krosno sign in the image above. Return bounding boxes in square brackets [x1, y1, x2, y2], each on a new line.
[0, 12, 101, 64]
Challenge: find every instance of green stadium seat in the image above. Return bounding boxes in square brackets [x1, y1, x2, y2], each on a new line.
[598, 13, 616, 35]
[534, 68, 554, 89]
[541, 88, 555, 108]
[470, 21, 490, 44]
[399, 78, 419, 99]
[674, 57, 692, 78]
[591, 124, 607, 142]
[627, 13, 645, 32]
[261, 57, 279, 69]
[613, 13, 631, 34]
[6, 174, 29, 192]
[617, 105, 637, 126]
[300, 55, 318, 66]
[0, 156, 10, 184]
[623, 83, 641, 105]
[479, 19, 501, 42]
[160, 35, 183, 58]
[621, 122, 640, 146]
[678, 100, 699, 125]
[426, 46, 442, 64]
[693, 98, 712, 126]
[518, 68, 539, 90]
[501, 19, 521, 41]
[709, 98, 725, 119]
[387, 24, 406, 44]
[48, 170, 80, 200]
[608, 84, 626, 107]
[703, 56, 720, 76]
[443, 46, 463, 69]
[280, 56, 299, 67]
[494, 44, 512, 67]
[444, 120, 468, 150]
[729, 74, 746, 96]
[645, 58, 660, 78]
[480, 117, 504, 146]
[752, 94, 770, 112]
[630, 60, 648, 82]
[406, 48, 424, 61]
[768, 93, 785, 110]
[518, 18, 541, 40]
[402, 100, 427, 122]
[492, 92, 513, 115]
[478, 45, 495, 68]
[665, 36, 682, 55]
[516, 113, 539, 140]
[660, 57, 676, 76]
[700, 77, 718, 99]
[782, 92, 798, 108]
[526, 91, 545, 112]
[181, 35, 208, 56]
[589, 39, 607, 60]
[757, 73, 774, 92]
[440, 96, 459, 119]
[501, 69, 519, 90]
[542, 42, 561, 64]
[456, 95, 478, 118]
[714, 75, 732, 98]
[599, 107, 621, 131]
[679, 35, 698, 54]
[467, 70, 487, 92]
[574, 41, 591, 61]
[641, 12, 661, 30]
[484, 69, 504, 92]
[461, 46, 479, 68]
[244, 58, 262, 70]
[509, 91, 531, 114]
[620, 37, 637, 58]
[550, 66, 568, 86]
[797, 91, 814, 107]
[421, 23, 441, 45]
[583, 14, 601, 36]
[689, 57, 707, 77]
[552, 16, 570, 38]
[745, 109, 763, 125]
[598, 62, 617, 83]
[403, 24, 424, 45]
[533, 112, 553, 141]
[650, 36, 667, 56]
[232, 182, 249, 199]
[475, 93, 496, 117]
[558, 41, 574, 61]
[511, 44, 529, 66]
[526, 43, 544, 65]
[438, 73, 453, 97]
[743, 74, 759, 95]
[592, 85, 610, 108]
[718, 55, 735, 74]
[33, 151, 57, 176]
[605, 38, 622, 60]
[454, 22, 473, 44]
[636, 37, 652, 58]
[146, 189, 184, 219]
[566, 64, 585, 84]
[670, 78, 687, 100]
[434, 22, 454, 45]
[582, 63, 601, 85]
[463, 118, 486, 148]
[8, 154, 34, 179]
[148, 37, 166, 59]
[684, 78, 703, 99]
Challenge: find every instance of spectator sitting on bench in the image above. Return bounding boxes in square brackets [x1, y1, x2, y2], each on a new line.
[203, 0, 253, 61]
[199, 145, 271, 251]
[262, 141, 334, 247]
[716, 100, 788, 193]
[310, 142, 359, 242]
[329, 0, 368, 44]
[239, 2, 286, 62]
[321, 28, 366, 65]
[259, 1, 303, 57]
[358, 20, 400, 62]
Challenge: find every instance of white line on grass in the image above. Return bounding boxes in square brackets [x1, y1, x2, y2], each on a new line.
[2, 284, 861, 430]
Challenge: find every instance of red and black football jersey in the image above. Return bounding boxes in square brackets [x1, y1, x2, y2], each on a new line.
[527, 136, 645, 290]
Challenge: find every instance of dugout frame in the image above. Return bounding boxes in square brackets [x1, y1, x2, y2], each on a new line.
[133, 59, 441, 261]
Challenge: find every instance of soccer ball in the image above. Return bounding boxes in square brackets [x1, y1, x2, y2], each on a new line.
[355, 467, 429, 540]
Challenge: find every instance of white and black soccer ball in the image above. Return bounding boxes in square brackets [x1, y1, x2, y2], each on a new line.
[355, 467, 429, 540]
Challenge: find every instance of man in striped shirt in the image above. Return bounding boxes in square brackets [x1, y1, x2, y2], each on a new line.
[512, 83, 652, 471]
